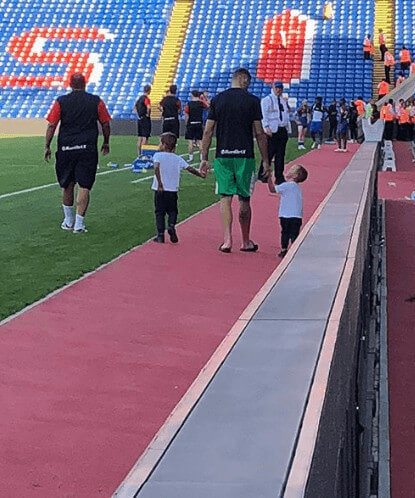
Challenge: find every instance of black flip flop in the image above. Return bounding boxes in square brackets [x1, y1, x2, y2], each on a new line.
[240, 242, 259, 252]
[218, 245, 231, 253]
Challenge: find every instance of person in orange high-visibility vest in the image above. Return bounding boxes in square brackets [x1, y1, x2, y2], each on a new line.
[400, 46, 411, 74]
[363, 35, 373, 60]
[378, 78, 390, 99]
[379, 29, 387, 61]
[355, 97, 366, 115]
[396, 72, 406, 87]
[384, 49, 395, 83]
[397, 102, 410, 141]
[410, 62, 415, 75]
[323, 1, 334, 20]
[380, 99, 395, 140]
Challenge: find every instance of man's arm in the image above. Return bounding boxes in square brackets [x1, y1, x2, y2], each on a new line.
[267, 173, 276, 193]
[261, 97, 272, 136]
[101, 122, 110, 155]
[154, 162, 163, 191]
[253, 120, 271, 175]
[44, 122, 57, 161]
[200, 119, 215, 173]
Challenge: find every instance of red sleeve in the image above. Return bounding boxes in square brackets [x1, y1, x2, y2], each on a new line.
[98, 100, 111, 124]
[184, 104, 189, 115]
[46, 101, 61, 125]
[144, 97, 151, 107]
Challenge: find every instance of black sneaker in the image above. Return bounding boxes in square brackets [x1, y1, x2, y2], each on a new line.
[168, 226, 179, 243]
[153, 234, 165, 243]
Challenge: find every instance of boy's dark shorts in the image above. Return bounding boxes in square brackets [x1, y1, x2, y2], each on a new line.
[137, 116, 151, 138]
[162, 118, 180, 137]
[55, 148, 98, 190]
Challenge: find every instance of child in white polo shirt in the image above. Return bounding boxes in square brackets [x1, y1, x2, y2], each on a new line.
[268, 164, 308, 258]
[152, 132, 205, 243]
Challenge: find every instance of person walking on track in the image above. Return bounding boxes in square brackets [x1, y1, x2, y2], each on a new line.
[45, 73, 111, 233]
[258, 81, 290, 184]
[200, 68, 270, 253]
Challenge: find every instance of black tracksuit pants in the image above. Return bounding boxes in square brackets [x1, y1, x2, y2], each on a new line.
[258, 127, 288, 185]
[154, 191, 178, 234]
[280, 217, 302, 249]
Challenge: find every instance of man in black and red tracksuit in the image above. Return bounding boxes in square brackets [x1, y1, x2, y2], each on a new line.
[45, 73, 111, 233]
[135, 84, 152, 156]
[184, 90, 208, 162]
[159, 84, 181, 137]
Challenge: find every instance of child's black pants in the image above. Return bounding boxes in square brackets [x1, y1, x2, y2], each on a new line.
[154, 191, 178, 234]
[280, 217, 302, 249]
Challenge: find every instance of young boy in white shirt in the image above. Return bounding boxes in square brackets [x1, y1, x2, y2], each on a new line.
[152, 132, 205, 243]
[267, 164, 308, 258]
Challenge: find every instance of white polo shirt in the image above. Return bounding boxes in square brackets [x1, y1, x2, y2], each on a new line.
[152, 152, 189, 192]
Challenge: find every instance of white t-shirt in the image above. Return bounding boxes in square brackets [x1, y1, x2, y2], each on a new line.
[275, 181, 303, 218]
[151, 152, 189, 192]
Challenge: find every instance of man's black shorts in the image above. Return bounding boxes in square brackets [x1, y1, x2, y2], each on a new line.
[55, 148, 98, 190]
[185, 123, 203, 141]
[162, 118, 180, 137]
[137, 116, 151, 138]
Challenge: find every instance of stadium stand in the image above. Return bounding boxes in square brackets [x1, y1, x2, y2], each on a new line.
[395, 1, 413, 78]
[373, 0, 395, 95]
[0, 0, 375, 119]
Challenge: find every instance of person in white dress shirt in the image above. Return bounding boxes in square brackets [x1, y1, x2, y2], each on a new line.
[258, 81, 290, 184]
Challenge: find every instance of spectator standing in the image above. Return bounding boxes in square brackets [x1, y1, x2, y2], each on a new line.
[400, 46, 411, 75]
[327, 99, 338, 143]
[159, 85, 181, 137]
[184, 90, 206, 162]
[310, 97, 325, 149]
[370, 104, 380, 124]
[258, 81, 290, 184]
[363, 35, 374, 60]
[397, 102, 410, 141]
[335, 100, 349, 152]
[410, 62, 415, 75]
[380, 99, 395, 140]
[200, 68, 270, 253]
[348, 101, 358, 143]
[384, 49, 395, 83]
[365, 98, 375, 119]
[378, 29, 387, 61]
[378, 78, 389, 99]
[44, 73, 111, 233]
[355, 96, 366, 116]
[295, 100, 310, 150]
[135, 84, 152, 157]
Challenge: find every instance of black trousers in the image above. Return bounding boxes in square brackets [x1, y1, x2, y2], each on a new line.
[280, 217, 302, 249]
[258, 127, 288, 184]
[364, 51, 371, 60]
[349, 123, 358, 140]
[385, 65, 391, 83]
[328, 118, 337, 139]
[154, 191, 178, 234]
[380, 44, 386, 61]
[383, 121, 394, 141]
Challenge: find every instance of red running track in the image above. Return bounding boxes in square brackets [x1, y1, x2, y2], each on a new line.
[385, 200, 415, 498]
[0, 145, 357, 497]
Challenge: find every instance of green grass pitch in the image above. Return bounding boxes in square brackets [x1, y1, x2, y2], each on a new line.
[0, 135, 311, 320]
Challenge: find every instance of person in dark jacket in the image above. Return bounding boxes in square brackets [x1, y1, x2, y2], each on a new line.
[348, 101, 358, 143]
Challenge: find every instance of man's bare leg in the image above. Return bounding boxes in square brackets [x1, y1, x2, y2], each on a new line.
[188, 140, 194, 161]
[220, 195, 233, 249]
[137, 137, 145, 156]
[76, 187, 90, 216]
[61, 182, 75, 228]
[239, 198, 252, 249]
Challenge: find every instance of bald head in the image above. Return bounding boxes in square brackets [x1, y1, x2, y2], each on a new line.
[70, 73, 86, 90]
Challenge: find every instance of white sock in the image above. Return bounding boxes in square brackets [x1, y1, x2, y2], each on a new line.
[63, 205, 73, 223]
[189, 154, 193, 161]
[74, 214, 85, 229]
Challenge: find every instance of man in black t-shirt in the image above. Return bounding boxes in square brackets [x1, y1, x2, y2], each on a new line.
[184, 90, 208, 162]
[45, 73, 111, 233]
[135, 84, 152, 156]
[200, 68, 270, 252]
[159, 84, 181, 137]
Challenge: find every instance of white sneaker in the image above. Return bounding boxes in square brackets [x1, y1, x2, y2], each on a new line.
[317, 144, 321, 149]
[301, 145, 306, 149]
[73, 226, 88, 233]
[343, 149, 349, 152]
[334, 148, 342, 152]
[311, 142, 316, 149]
[61, 220, 74, 231]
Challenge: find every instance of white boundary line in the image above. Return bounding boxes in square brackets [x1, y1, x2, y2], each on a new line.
[0, 148, 212, 200]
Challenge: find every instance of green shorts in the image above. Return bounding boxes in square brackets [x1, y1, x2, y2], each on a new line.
[213, 157, 256, 199]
